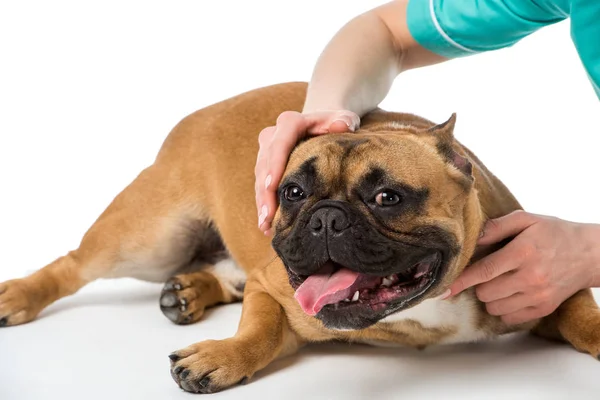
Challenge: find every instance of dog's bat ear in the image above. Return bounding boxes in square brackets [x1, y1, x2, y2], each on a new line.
[428, 113, 472, 177]
[427, 113, 457, 142]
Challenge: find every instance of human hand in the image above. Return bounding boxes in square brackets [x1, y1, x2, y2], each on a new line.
[255, 110, 360, 234]
[447, 210, 600, 325]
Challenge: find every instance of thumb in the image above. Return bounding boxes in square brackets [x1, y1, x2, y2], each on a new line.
[478, 210, 537, 245]
[305, 111, 360, 134]
[328, 112, 360, 133]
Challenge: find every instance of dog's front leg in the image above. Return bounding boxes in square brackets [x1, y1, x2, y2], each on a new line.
[532, 288, 600, 359]
[169, 277, 302, 394]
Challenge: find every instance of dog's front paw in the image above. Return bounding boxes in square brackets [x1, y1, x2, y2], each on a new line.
[0, 279, 41, 327]
[169, 339, 252, 394]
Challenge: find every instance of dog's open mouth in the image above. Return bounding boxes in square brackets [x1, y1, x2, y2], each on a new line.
[291, 253, 441, 316]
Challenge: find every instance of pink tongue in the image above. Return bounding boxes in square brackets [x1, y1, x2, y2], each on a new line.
[294, 263, 361, 316]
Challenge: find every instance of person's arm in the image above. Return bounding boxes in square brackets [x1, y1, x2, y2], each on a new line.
[303, 1, 445, 117]
[256, 1, 445, 233]
[255, 0, 569, 233]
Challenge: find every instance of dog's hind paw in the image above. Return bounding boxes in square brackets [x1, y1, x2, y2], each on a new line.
[160, 276, 208, 325]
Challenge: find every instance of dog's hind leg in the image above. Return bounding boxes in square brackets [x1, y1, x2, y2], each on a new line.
[532, 289, 600, 359]
[159, 258, 246, 325]
[0, 166, 218, 327]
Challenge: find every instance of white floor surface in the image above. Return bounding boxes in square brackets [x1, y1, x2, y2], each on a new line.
[2, 281, 599, 400]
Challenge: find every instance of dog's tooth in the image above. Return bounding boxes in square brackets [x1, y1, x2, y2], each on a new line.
[352, 291, 359, 301]
[382, 277, 393, 287]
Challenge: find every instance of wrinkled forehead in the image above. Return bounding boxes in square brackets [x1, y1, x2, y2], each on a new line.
[284, 133, 447, 190]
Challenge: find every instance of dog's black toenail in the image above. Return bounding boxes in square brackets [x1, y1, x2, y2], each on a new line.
[0, 317, 7, 327]
[199, 376, 211, 388]
[182, 315, 192, 324]
[180, 369, 190, 379]
[239, 376, 249, 385]
[168, 353, 180, 362]
[174, 366, 184, 374]
[597, 354, 600, 361]
[179, 380, 195, 393]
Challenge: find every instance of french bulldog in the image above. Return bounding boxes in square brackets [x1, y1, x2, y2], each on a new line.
[1, 82, 599, 394]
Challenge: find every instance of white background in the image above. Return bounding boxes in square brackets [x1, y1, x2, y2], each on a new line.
[0, 1, 598, 399]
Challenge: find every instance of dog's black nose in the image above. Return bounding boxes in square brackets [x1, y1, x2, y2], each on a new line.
[309, 207, 350, 235]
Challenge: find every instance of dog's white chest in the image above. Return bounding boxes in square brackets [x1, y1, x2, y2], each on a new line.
[378, 294, 488, 345]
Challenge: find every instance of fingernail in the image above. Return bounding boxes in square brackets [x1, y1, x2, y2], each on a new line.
[440, 289, 451, 300]
[334, 118, 355, 132]
[265, 175, 272, 190]
[334, 118, 351, 128]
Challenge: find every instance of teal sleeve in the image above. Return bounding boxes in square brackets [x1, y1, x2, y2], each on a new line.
[570, 0, 600, 99]
[406, 0, 570, 58]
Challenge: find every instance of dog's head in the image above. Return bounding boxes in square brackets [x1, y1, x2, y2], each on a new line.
[271, 112, 484, 330]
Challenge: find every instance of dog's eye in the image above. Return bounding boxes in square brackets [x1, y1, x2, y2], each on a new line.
[284, 185, 306, 202]
[375, 190, 401, 206]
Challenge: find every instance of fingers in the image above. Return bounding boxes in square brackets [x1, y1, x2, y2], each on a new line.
[474, 271, 522, 303]
[484, 293, 532, 317]
[500, 303, 555, 326]
[486, 293, 554, 325]
[449, 211, 540, 296]
[448, 239, 524, 296]
[254, 111, 309, 233]
[266, 112, 310, 187]
[255, 126, 277, 227]
[478, 210, 538, 245]
[254, 110, 360, 234]
[258, 112, 310, 232]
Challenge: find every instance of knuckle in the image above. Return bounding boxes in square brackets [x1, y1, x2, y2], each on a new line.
[258, 127, 275, 146]
[485, 301, 503, 316]
[475, 284, 493, 302]
[518, 241, 538, 261]
[511, 209, 526, 218]
[276, 110, 300, 125]
[511, 209, 536, 226]
[526, 266, 548, 289]
[485, 217, 501, 233]
[478, 259, 498, 281]
[534, 290, 552, 307]
[254, 160, 264, 176]
[538, 303, 556, 317]
[510, 210, 529, 223]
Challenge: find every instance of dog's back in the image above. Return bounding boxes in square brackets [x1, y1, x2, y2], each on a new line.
[0, 81, 521, 327]
[151, 82, 309, 273]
